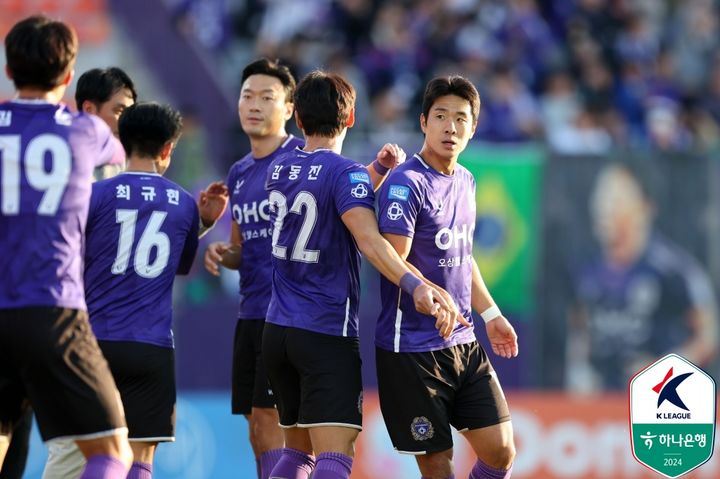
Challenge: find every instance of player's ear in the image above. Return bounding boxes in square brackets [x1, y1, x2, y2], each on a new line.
[284, 101, 294, 122]
[346, 108, 355, 128]
[420, 114, 427, 134]
[160, 141, 174, 160]
[81, 100, 98, 115]
[62, 68, 74, 87]
[294, 111, 303, 131]
[4, 64, 13, 81]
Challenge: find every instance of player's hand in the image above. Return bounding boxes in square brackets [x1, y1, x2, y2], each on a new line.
[376, 143, 406, 170]
[485, 316, 519, 358]
[431, 285, 470, 339]
[199, 181, 229, 227]
[204, 241, 231, 276]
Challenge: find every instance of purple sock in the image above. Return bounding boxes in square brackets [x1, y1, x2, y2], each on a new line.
[312, 452, 353, 479]
[127, 462, 152, 479]
[79, 455, 128, 479]
[260, 448, 284, 479]
[267, 447, 315, 479]
[469, 459, 513, 479]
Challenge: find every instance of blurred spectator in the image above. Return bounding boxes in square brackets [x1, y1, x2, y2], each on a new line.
[475, 63, 541, 143]
[547, 105, 612, 155]
[168, 0, 720, 152]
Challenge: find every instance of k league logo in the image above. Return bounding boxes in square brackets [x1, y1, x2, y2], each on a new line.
[629, 354, 716, 478]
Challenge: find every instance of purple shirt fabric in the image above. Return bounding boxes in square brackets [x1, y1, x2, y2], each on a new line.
[264, 147, 375, 337]
[226, 135, 304, 319]
[84, 172, 199, 347]
[376, 154, 477, 352]
[0, 100, 123, 310]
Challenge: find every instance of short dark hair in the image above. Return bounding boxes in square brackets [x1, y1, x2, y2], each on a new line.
[422, 76, 481, 122]
[75, 67, 138, 110]
[241, 58, 296, 102]
[294, 70, 356, 138]
[5, 15, 78, 90]
[118, 102, 183, 158]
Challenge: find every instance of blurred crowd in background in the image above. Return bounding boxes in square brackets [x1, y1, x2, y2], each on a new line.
[171, 0, 720, 154]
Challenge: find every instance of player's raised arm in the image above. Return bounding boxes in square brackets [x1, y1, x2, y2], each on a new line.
[197, 180, 229, 237]
[367, 143, 405, 190]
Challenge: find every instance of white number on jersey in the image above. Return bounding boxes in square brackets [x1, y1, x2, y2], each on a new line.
[269, 190, 320, 263]
[112, 209, 170, 278]
[1, 134, 71, 215]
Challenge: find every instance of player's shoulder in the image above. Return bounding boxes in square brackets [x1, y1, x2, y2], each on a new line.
[282, 134, 304, 151]
[228, 151, 256, 175]
[385, 155, 429, 188]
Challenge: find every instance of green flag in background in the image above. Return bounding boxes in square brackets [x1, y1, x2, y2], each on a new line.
[460, 144, 543, 315]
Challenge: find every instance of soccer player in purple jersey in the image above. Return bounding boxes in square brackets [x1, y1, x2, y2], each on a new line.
[75, 67, 137, 180]
[261, 70, 459, 479]
[375, 76, 519, 479]
[203, 58, 405, 479]
[82, 102, 199, 479]
[0, 15, 132, 479]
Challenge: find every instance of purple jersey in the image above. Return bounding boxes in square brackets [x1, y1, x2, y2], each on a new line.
[0, 100, 124, 310]
[84, 172, 199, 347]
[265, 147, 375, 337]
[226, 135, 303, 319]
[376, 154, 477, 352]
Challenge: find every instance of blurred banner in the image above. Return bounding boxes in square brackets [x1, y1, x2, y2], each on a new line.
[539, 153, 720, 389]
[462, 144, 544, 316]
[23, 391, 720, 478]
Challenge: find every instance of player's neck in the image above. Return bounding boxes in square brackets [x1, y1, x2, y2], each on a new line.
[303, 131, 346, 155]
[14, 85, 66, 104]
[418, 145, 458, 175]
[250, 131, 289, 159]
[125, 157, 160, 174]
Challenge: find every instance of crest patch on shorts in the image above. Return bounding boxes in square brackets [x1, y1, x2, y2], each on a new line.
[410, 416, 434, 441]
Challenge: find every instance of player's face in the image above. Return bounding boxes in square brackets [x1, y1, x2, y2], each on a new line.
[95, 88, 135, 137]
[238, 74, 293, 139]
[420, 95, 477, 161]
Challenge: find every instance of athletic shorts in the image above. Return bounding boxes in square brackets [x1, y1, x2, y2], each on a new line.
[262, 323, 363, 429]
[376, 341, 511, 454]
[0, 307, 126, 442]
[232, 319, 275, 415]
[99, 341, 176, 442]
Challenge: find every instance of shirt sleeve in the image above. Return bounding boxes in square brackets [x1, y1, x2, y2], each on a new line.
[177, 201, 200, 275]
[377, 171, 423, 238]
[90, 115, 125, 167]
[332, 162, 376, 216]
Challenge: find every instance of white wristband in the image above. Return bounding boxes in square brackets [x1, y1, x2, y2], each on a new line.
[480, 304, 501, 323]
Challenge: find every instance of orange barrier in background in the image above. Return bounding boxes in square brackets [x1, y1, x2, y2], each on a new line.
[352, 392, 718, 479]
[0, 0, 110, 43]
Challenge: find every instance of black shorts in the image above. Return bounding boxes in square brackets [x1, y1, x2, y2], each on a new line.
[376, 341, 511, 454]
[0, 307, 125, 442]
[262, 323, 362, 429]
[99, 341, 176, 442]
[232, 319, 275, 415]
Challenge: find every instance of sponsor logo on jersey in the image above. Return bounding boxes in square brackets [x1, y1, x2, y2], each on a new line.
[349, 172, 370, 184]
[388, 185, 410, 201]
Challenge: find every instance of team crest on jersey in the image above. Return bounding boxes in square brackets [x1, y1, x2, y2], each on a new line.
[0, 110, 11, 127]
[386, 202, 404, 221]
[349, 172, 370, 184]
[410, 416, 434, 441]
[388, 185, 410, 201]
[351, 182, 369, 199]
